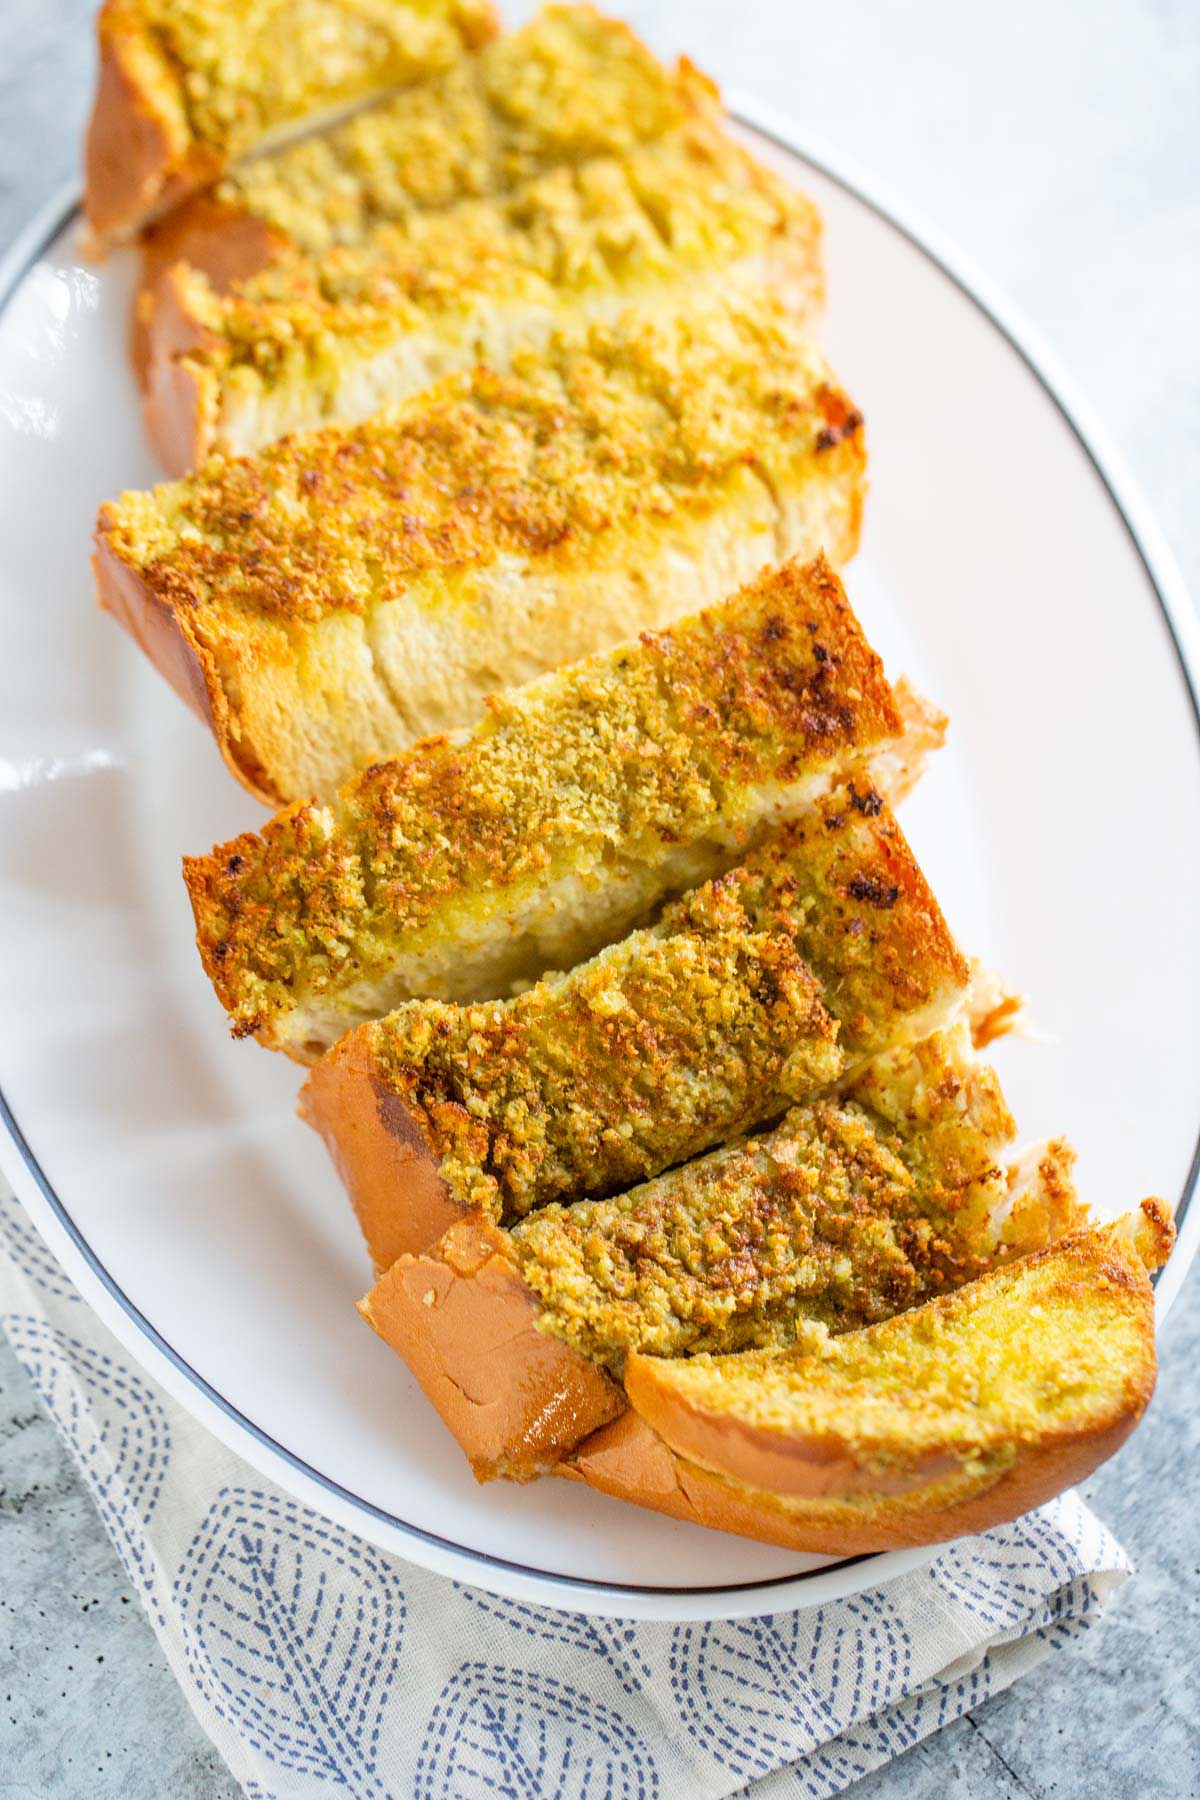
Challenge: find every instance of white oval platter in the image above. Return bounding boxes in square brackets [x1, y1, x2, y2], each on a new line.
[0, 112, 1196, 1620]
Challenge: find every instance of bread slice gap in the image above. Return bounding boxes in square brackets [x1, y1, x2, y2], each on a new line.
[97, 293, 866, 804]
[85, 0, 497, 248]
[600, 1202, 1172, 1551]
[183, 555, 938, 1058]
[357, 1023, 1082, 1480]
[301, 789, 969, 1272]
[144, 120, 822, 471]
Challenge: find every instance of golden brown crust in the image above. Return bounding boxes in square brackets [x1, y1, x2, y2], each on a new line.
[91, 534, 215, 732]
[93, 526, 281, 801]
[84, 0, 499, 248]
[183, 557, 902, 1049]
[141, 263, 218, 474]
[85, 17, 214, 250]
[96, 295, 866, 803]
[358, 1213, 625, 1480]
[132, 196, 289, 381]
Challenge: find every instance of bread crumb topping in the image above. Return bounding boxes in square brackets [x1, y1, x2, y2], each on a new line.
[103, 0, 493, 158]
[184, 558, 899, 1039]
[508, 1027, 1056, 1369]
[102, 293, 860, 633]
[212, 6, 718, 248]
[179, 121, 820, 396]
[643, 1211, 1168, 1465]
[348, 798, 967, 1222]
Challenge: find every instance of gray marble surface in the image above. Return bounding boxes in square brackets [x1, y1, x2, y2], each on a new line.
[2, 1, 1199, 1795]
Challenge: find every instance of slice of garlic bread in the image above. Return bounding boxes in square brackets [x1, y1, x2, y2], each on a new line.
[618, 1203, 1172, 1550]
[97, 294, 866, 803]
[184, 557, 910, 1056]
[85, 0, 496, 246]
[300, 795, 968, 1271]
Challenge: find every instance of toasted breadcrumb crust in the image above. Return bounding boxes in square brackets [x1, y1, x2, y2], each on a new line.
[625, 1203, 1172, 1487]
[98, 294, 866, 800]
[655, 792, 969, 1063]
[201, 6, 720, 255]
[508, 1024, 1077, 1371]
[362, 923, 844, 1223]
[184, 557, 900, 1045]
[324, 795, 967, 1225]
[159, 119, 822, 460]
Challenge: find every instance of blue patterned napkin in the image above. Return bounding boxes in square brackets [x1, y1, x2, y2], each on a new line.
[0, 1182, 1129, 1799]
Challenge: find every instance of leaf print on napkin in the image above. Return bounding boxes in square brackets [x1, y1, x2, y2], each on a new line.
[2, 1314, 169, 1619]
[930, 1497, 1101, 1630]
[458, 1590, 653, 1695]
[670, 1592, 912, 1782]
[0, 1190, 80, 1301]
[799, 1658, 996, 1798]
[175, 1487, 405, 1798]
[416, 1664, 659, 1799]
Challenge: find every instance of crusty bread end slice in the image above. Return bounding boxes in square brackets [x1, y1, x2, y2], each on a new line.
[611, 1203, 1172, 1550]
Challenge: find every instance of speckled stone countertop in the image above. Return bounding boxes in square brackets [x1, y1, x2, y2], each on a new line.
[2, 2, 1199, 1795]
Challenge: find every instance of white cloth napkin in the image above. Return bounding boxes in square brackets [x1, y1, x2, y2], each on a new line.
[0, 1181, 1129, 1800]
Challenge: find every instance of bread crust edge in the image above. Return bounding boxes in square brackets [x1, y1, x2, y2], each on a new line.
[299, 1037, 470, 1269]
[93, 529, 284, 804]
[132, 198, 292, 383]
[560, 1398, 1146, 1555]
[84, 15, 220, 250]
[142, 264, 219, 472]
[359, 1212, 624, 1481]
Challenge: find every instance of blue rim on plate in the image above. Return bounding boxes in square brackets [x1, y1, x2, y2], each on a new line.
[1, 107, 1197, 1607]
